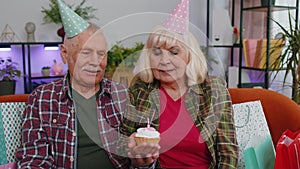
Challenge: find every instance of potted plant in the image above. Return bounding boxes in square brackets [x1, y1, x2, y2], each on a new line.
[41, 66, 51, 76]
[41, 0, 97, 39]
[105, 42, 144, 86]
[0, 57, 21, 96]
[106, 42, 144, 79]
[261, 0, 276, 6]
[271, 11, 300, 104]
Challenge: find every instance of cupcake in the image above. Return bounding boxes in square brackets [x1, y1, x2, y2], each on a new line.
[134, 118, 160, 144]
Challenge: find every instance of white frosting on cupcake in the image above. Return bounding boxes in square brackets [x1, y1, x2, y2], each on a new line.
[135, 127, 160, 138]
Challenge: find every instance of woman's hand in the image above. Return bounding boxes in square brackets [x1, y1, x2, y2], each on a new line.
[128, 132, 160, 167]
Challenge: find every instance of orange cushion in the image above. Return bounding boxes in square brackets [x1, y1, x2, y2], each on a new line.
[0, 94, 29, 103]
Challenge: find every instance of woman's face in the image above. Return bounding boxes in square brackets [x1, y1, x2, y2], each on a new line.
[150, 41, 189, 85]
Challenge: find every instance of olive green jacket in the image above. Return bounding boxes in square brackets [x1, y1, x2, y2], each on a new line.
[120, 76, 238, 169]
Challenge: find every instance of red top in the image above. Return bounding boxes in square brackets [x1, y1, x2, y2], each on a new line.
[158, 87, 212, 169]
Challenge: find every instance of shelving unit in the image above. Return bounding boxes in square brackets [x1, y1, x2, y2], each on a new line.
[238, 1, 299, 89]
[0, 42, 64, 94]
[24, 42, 63, 93]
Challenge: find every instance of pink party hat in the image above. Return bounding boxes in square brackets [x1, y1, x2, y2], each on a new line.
[162, 0, 189, 34]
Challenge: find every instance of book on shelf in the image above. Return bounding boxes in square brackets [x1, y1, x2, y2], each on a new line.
[254, 39, 283, 69]
[242, 39, 258, 67]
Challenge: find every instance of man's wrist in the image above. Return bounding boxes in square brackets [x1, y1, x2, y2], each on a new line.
[130, 164, 150, 169]
[130, 166, 150, 169]
[130, 161, 156, 169]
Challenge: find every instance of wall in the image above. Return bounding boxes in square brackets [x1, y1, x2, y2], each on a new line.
[0, 0, 211, 94]
[0, 0, 205, 46]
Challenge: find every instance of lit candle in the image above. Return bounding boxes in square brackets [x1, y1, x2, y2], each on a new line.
[147, 118, 150, 128]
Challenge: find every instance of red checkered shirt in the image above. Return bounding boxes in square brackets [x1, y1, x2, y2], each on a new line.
[16, 74, 130, 169]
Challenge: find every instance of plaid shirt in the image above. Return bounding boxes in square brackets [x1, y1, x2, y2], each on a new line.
[120, 76, 239, 169]
[16, 74, 130, 169]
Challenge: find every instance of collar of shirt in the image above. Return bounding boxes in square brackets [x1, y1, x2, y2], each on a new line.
[64, 72, 116, 99]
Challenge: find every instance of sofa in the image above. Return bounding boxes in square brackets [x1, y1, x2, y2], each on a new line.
[0, 94, 29, 166]
[0, 88, 299, 167]
[0, 94, 29, 103]
[1, 88, 299, 145]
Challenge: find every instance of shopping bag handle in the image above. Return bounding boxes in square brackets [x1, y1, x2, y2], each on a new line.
[235, 105, 250, 128]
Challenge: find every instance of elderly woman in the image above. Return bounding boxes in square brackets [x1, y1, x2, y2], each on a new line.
[120, 23, 238, 169]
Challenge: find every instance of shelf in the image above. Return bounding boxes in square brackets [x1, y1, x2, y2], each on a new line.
[241, 66, 287, 71]
[238, 82, 266, 88]
[30, 73, 64, 79]
[210, 43, 241, 48]
[243, 5, 297, 12]
[25, 42, 62, 45]
[0, 42, 62, 45]
[240, 66, 266, 71]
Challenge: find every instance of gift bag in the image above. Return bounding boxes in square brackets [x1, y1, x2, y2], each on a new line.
[274, 129, 300, 169]
[0, 102, 26, 166]
[233, 100, 275, 169]
[243, 135, 275, 169]
[0, 107, 8, 165]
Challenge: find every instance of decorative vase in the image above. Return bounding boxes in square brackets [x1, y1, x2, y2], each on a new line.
[51, 59, 64, 75]
[57, 26, 65, 42]
[0, 81, 16, 96]
[41, 69, 51, 76]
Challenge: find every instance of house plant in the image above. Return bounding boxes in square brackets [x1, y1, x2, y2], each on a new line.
[0, 57, 21, 95]
[105, 42, 144, 80]
[41, 0, 97, 24]
[41, 0, 97, 39]
[261, 0, 275, 6]
[41, 66, 51, 76]
[271, 11, 300, 104]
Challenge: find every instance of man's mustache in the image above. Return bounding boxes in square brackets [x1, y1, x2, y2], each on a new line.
[81, 65, 102, 72]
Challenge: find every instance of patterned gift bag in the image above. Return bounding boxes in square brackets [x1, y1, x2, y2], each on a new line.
[0, 107, 8, 165]
[0, 102, 26, 165]
[232, 100, 275, 169]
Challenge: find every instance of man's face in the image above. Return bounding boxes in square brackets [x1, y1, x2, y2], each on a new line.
[63, 30, 107, 89]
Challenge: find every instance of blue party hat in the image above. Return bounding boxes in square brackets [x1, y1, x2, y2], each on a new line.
[57, 0, 89, 38]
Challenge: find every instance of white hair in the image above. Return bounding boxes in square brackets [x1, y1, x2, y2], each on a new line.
[133, 25, 208, 86]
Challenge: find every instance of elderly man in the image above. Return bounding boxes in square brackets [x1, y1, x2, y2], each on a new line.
[16, 0, 129, 168]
